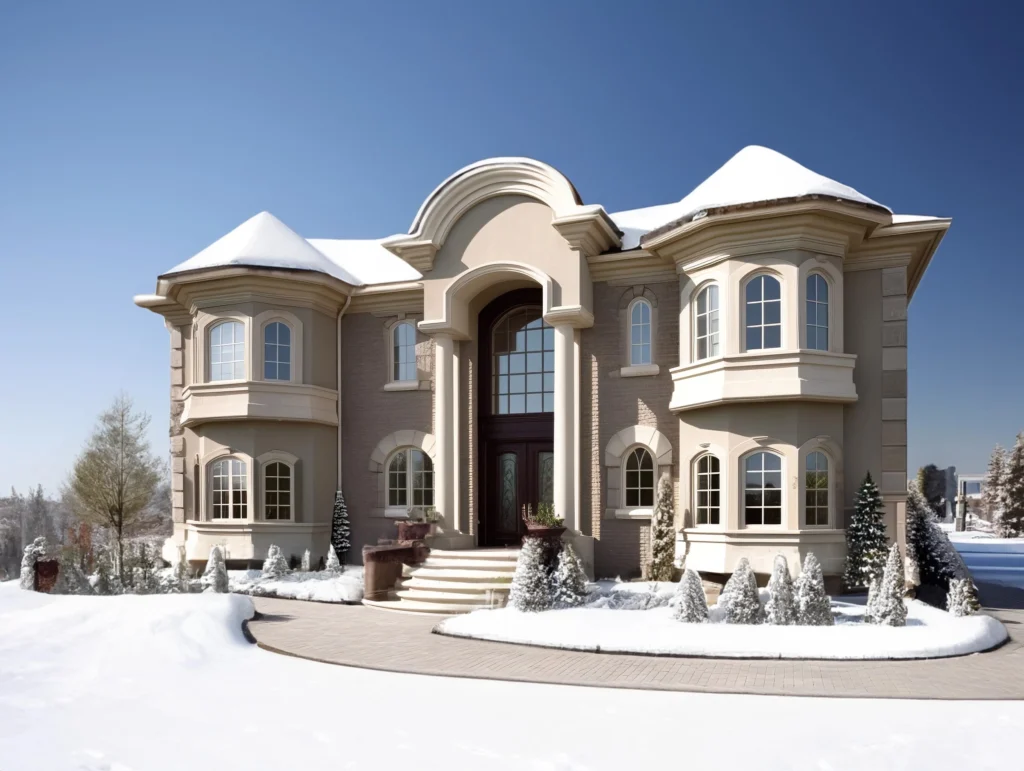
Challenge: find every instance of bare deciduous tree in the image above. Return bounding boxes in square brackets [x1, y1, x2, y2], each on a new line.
[68, 395, 162, 581]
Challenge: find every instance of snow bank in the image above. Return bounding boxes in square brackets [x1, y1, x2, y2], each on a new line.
[229, 568, 363, 603]
[436, 599, 1007, 660]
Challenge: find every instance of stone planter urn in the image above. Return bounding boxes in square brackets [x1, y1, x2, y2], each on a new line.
[395, 521, 433, 542]
[522, 522, 566, 540]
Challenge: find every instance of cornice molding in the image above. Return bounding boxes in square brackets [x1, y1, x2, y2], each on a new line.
[587, 249, 677, 285]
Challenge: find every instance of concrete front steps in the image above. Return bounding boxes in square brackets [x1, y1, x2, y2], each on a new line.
[362, 548, 519, 615]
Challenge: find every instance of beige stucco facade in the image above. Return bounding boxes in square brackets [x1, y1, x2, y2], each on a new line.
[137, 153, 948, 580]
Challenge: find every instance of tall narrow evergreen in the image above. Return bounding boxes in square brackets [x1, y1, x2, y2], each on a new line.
[982, 445, 1007, 524]
[794, 552, 833, 626]
[765, 554, 796, 625]
[871, 543, 907, 627]
[201, 545, 229, 593]
[843, 472, 887, 591]
[673, 568, 709, 623]
[330, 490, 351, 566]
[1000, 432, 1024, 537]
[647, 474, 676, 581]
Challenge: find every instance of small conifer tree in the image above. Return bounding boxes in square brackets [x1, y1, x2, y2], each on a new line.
[946, 577, 981, 617]
[765, 554, 796, 625]
[133, 542, 158, 594]
[673, 568, 709, 623]
[509, 536, 554, 612]
[325, 543, 342, 573]
[301, 549, 311, 572]
[647, 474, 677, 581]
[982, 445, 1008, 524]
[169, 546, 190, 593]
[871, 543, 907, 627]
[261, 544, 289, 580]
[1000, 432, 1024, 537]
[94, 548, 115, 595]
[864, 574, 881, 623]
[330, 490, 352, 565]
[722, 557, 764, 624]
[553, 543, 588, 608]
[201, 545, 229, 593]
[843, 472, 887, 591]
[794, 552, 833, 626]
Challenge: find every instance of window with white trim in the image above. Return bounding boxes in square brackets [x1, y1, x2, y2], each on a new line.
[492, 307, 554, 414]
[210, 458, 247, 519]
[392, 322, 417, 382]
[264, 322, 292, 381]
[695, 454, 720, 525]
[806, 274, 829, 351]
[695, 285, 720, 360]
[629, 299, 652, 366]
[624, 447, 655, 507]
[263, 461, 292, 520]
[745, 275, 782, 351]
[210, 321, 245, 381]
[805, 451, 829, 526]
[744, 451, 782, 525]
[387, 448, 434, 508]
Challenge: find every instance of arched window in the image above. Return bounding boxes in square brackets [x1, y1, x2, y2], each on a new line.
[695, 285, 720, 360]
[630, 299, 652, 366]
[387, 448, 434, 509]
[393, 322, 417, 382]
[745, 275, 781, 351]
[695, 454, 720, 525]
[211, 458, 247, 519]
[210, 321, 245, 381]
[805, 451, 829, 526]
[624, 447, 655, 508]
[806, 274, 829, 351]
[264, 322, 292, 381]
[744, 451, 782, 525]
[263, 461, 292, 520]
[492, 307, 554, 415]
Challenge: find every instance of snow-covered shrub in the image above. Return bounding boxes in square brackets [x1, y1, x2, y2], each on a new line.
[19, 537, 48, 590]
[262, 544, 289, 580]
[843, 473, 887, 591]
[509, 536, 554, 612]
[722, 558, 763, 624]
[330, 490, 351, 564]
[983, 445, 1007, 525]
[794, 552, 833, 626]
[947, 577, 981, 617]
[864, 574, 881, 624]
[1000, 432, 1024, 537]
[301, 549, 311, 572]
[765, 554, 796, 625]
[587, 588, 667, 610]
[906, 484, 979, 598]
[201, 546, 229, 593]
[53, 550, 93, 595]
[93, 549, 116, 595]
[673, 568, 709, 623]
[871, 543, 907, 627]
[131, 542, 159, 595]
[325, 544, 342, 574]
[647, 474, 676, 581]
[553, 543, 587, 608]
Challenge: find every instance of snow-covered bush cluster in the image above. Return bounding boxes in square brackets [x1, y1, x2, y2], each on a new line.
[509, 537, 589, 612]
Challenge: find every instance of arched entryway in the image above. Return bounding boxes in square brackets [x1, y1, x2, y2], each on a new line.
[478, 288, 555, 546]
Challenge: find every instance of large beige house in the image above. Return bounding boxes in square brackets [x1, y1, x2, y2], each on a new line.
[135, 146, 948, 588]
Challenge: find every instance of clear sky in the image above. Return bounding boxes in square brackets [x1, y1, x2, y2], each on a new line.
[1, 0, 1021, 495]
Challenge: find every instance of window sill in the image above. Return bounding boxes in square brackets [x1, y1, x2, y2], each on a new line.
[382, 507, 411, 519]
[619, 364, 660, 378]
[606, 508, 654, 520]
[383, 380, 423, 392]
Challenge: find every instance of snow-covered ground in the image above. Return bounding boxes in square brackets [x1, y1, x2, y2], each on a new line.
[945, 528, 1024, 590]
[1, 582, 1021, 771]
[438, 599, 1006, 660]
[227, 567, 363, 603]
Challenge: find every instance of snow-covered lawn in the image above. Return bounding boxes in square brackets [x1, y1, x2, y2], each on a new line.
[1, 582, 1022, 771]
[438, 599, 1007, 660]
[227, 567, 363, 603]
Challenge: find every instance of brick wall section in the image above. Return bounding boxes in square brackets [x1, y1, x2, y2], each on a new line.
[581, 281, 679, 579]
[341, 312, 433, 557]
[168, 322, 186, 524]
[881, 266, 909, 550]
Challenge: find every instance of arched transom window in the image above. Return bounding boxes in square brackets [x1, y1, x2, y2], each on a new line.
[264, 322, 292, 381]
[210, 321, 245, 381]
[630, 299, 652, 366]
[624, 447, 655, 508]
[744, 451, 782, 525]
[805, 451, 829, 526]
[695, 285, 720, 360]
[806, 274, 829, 351]
[492, 307, 554, 415]
[388, 448, 434, 508]
[745, 275, 781, 351]
[393, 322, 417, 382]
[263, 461, 292, 520]
[211, 458, 247, 519]
[695, 454, 720, 525]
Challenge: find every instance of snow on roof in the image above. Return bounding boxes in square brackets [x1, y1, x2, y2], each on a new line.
[306, 238, 422, 286]
[890, 214, 944, 224]
[609, 145, 890, 249]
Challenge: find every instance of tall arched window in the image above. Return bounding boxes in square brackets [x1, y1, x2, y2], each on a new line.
[630, 299, 652, 366]
[695, 454, 720, 525]
[624, 447, 655, 507]
[744, 451, 782, 525]
[387, 448, 434, 508]
[263, 461, 292, 520]
[695, 285, 720, 360]
[805, 451, 829, 526]
[745, 275, 781, 351]
[264, 322, 292, 381]
[806, 274, 829, 351]
[211, 458, 247, 519]
[492, 307, 554, 415]
[393, 322, 417, 382]
[210, 321, 245, 381]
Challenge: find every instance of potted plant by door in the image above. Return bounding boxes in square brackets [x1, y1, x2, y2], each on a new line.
[522, 503, 565, 540]
[396, 508, 434, 541]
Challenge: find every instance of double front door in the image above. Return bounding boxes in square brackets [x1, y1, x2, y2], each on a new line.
[483, 441, 554, 547]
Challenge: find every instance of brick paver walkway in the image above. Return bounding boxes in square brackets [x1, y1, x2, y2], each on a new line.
[247, 581, 1024, 699]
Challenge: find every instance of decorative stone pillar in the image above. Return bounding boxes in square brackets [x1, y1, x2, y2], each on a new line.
[434, 333, 457, 531]
[553, 323, 577, 532]
[880, 265, 909, 553]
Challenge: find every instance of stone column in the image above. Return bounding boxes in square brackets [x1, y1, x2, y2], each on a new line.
[881, 266, 909, 553]
[554, 323, 577, 532]
[434, 333, 457, 531]
[168, 321, 187, 555]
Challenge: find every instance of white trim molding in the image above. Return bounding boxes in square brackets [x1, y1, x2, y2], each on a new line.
[181, 381, 338, 427]
[368, 430, 436, 473]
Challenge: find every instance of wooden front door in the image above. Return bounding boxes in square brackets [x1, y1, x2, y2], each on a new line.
[484, 441, 554, 547]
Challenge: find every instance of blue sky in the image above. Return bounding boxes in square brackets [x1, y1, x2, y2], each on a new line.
[1, 1, 1021, 495]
